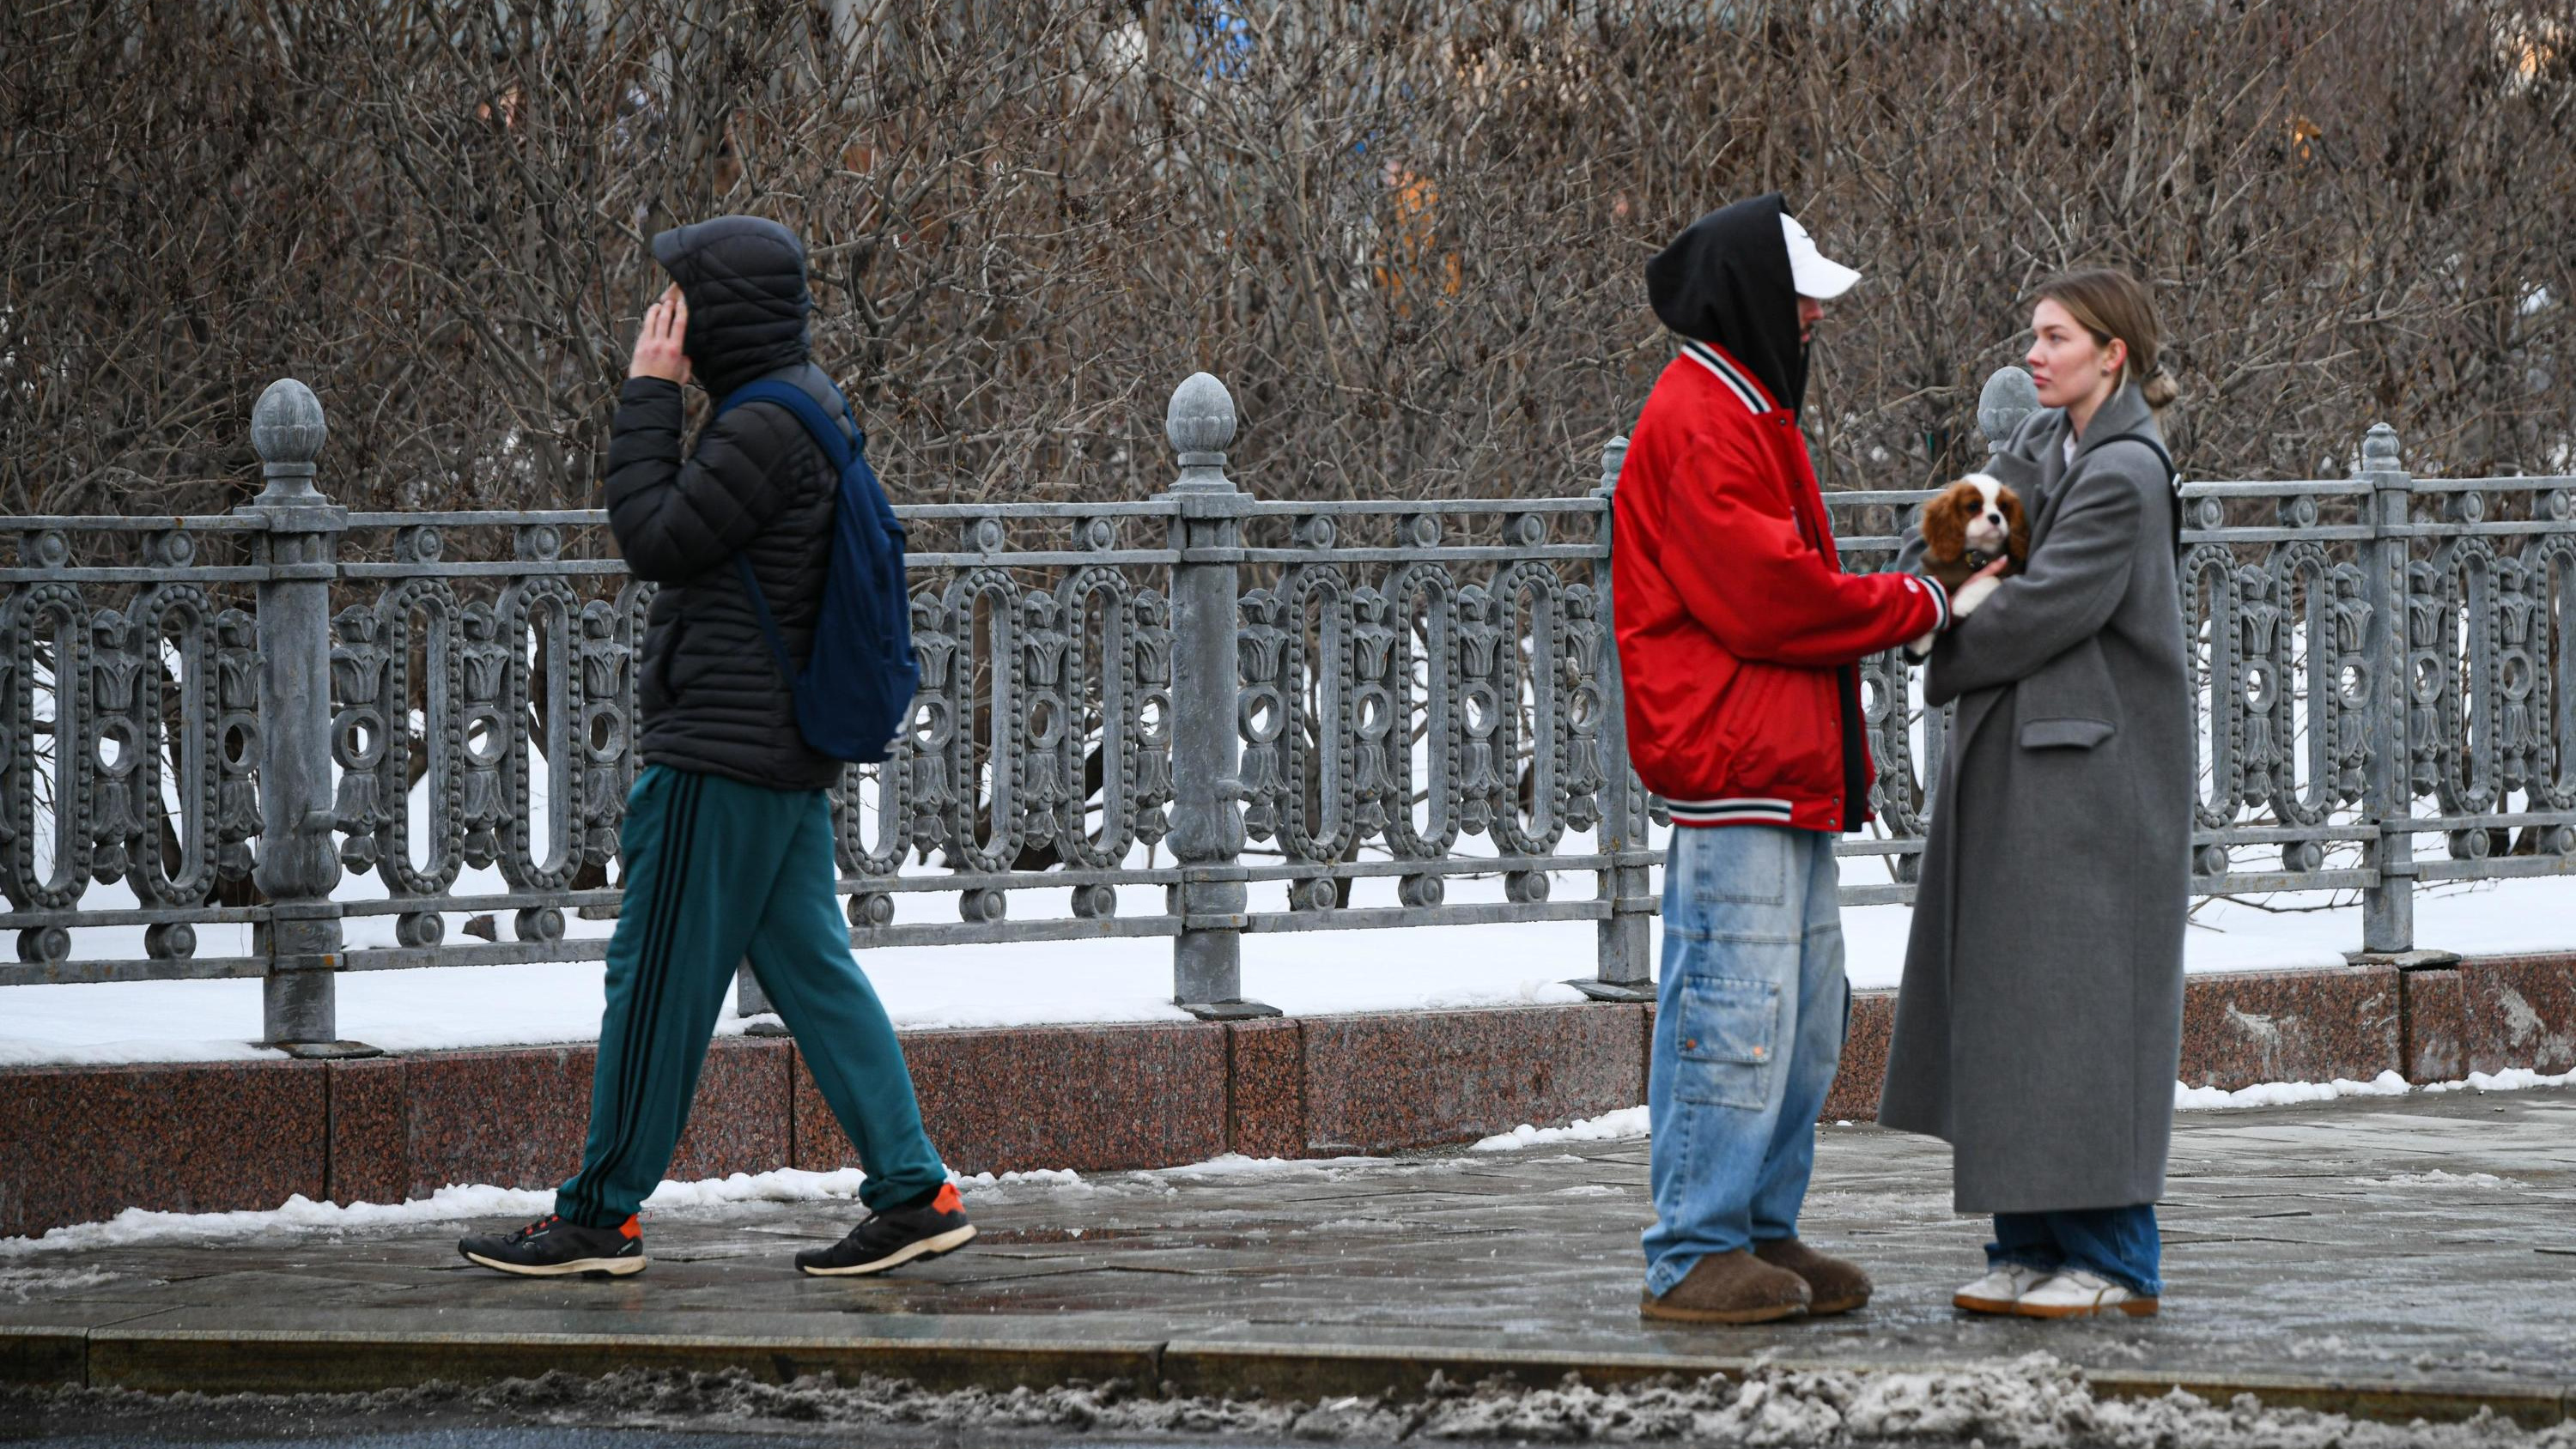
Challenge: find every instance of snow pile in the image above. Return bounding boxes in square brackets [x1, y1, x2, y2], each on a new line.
[1473, 1105, 1652, 1151]
[0, 1183, 557, 1258]
[2426, 1066, 2576, 1094]
[2357, 1169, 2518, 1189]
[1154, 1152, 1393, 1178]
[15, 1355, 2569, 1448]
[0, 1161, 1114, 1258]
[948, 1167, 1091, 1205]
[2173, 1070, 2413, 1111]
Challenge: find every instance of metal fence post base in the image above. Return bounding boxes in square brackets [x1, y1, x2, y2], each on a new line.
[262, 963, 338, 1050]
[735, 960, 790, 1036]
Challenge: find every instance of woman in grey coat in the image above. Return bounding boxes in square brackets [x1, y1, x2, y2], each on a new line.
[1880, 268, 2190, 1319]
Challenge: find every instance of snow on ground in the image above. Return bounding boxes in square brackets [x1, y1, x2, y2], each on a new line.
[5, 1065, 2569, 1256]
[17, 1352, 2561, 1447]
[1474, 1106, 1652, 1151]
[8, 797, 2576, 1064]
[1468, 1067, 2576, 1156]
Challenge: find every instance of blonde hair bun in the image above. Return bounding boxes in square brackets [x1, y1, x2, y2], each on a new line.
[2141, 365, 2180, 411]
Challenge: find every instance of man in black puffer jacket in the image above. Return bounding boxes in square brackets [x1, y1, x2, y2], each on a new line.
[458, 217, 974, 1281]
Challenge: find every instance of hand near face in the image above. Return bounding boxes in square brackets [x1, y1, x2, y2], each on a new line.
[629, 284, 692, 385]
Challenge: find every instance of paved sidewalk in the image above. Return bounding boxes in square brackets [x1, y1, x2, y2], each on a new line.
[5, 1088, 2574, 1421]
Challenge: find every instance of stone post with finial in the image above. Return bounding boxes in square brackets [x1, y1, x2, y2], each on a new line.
[240, 379, 362, 1053]
[1159, 373, 1273, 1019]
[2358, 421, 2416, 955]
[1578, 436, 1652, 1000]
[1978, 366, 2039, 455]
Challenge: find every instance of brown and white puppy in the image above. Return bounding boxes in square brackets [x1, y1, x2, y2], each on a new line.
[1909, 473, 2028, 652]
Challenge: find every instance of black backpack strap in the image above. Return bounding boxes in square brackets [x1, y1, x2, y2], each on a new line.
[714, 378, 856, 686]
[2090, 431, 2182, 555]
[732, 552, 797, 682]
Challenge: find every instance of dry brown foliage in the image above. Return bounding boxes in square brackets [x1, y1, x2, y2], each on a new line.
[6, 0, 2574, 520]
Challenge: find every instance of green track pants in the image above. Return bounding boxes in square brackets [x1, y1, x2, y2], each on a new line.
[555, 765, 946, 1227]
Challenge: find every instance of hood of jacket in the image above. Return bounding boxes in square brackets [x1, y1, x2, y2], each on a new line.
[1644, 192, 1808, 415]
[650, 215, 813, 398]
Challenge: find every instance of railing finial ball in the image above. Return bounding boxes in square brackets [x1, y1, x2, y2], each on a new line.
[252, 379, 328, 466]
[1977, 366, 2040, 452]
[1165, 372, 1237, 458]
[2361, 421, 2401, 474]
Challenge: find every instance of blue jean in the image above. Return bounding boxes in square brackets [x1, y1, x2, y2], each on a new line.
[1643, 825, 1849, 1297]
[1990, 1206, 2162, 1297]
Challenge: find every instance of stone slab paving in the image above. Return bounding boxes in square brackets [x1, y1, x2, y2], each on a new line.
[4, 1088, 2574, 1411]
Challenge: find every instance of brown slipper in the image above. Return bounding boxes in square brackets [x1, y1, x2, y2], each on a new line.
[1641, 1249, 1813, 1325]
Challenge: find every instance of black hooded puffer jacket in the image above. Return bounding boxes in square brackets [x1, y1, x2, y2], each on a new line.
[605, 215, 856, 791]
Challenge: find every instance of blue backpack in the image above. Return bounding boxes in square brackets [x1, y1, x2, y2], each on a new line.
[714, 378, 917, 765]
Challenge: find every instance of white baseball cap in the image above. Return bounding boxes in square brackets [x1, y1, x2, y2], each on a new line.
[1782, 213, 1861, 300]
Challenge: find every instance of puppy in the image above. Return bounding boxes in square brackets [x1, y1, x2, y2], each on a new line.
[1909, 473, 2028, 653]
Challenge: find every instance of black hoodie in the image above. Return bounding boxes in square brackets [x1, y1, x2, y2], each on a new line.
[650, 215, 816, 397]
[1641, 193, 1873, 823]
[604, 215, 845, 791]
[1644, 192, 1808, 415]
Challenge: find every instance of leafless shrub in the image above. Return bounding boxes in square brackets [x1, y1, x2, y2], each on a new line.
[5, 0, 2573, 519]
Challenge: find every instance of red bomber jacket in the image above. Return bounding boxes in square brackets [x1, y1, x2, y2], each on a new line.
[1611, 338, 1948, 831]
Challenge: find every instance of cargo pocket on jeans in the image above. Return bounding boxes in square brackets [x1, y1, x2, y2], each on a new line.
[1674, 974, 1783, 1110]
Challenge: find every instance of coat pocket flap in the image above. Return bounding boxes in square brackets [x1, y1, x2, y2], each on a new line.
[2014, 635, 2121, 747]
[2019, 716, 2116, 749]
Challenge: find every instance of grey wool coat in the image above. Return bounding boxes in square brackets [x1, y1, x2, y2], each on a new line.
[1876, 383, 2191, 1214]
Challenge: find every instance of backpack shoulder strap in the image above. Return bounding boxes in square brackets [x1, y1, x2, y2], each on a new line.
[715, 378, 854, 472]
[2089, 430, 2183, 555]
[713, 377, 857, 685]
[2089, 430, 2175, 484]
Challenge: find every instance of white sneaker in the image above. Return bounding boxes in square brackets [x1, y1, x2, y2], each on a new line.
[2014, 1269, 2160, 1319]
[1952, 1264, 2049, 1314]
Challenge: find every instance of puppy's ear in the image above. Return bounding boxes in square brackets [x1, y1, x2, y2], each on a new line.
[1919, 485, 1971, 561]
[1999, 486, 2031, 563]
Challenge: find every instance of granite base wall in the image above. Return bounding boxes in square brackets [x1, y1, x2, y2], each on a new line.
[4, 955, 2573, 1239]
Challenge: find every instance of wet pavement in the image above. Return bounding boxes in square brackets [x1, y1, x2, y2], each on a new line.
[4, 1087, 2574, 1408]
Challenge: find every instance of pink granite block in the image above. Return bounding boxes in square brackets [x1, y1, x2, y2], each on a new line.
[325, 1056, 410, 1206]
[0, 1060, 326, 1239]
[396, 1046, 594, 1196]
[396, 1038, 792, 1199]
[1226, 1018, 1306, 1160]
[2459, 953, 2576, 1075]
[795, 1023, 1230, 1176]
[2178, 967, 2402, 1091]
[1639, 1003, 1656, 1105]
[2400, 967, 2467, 1083]
[1298, 1004, 1644, 1155]
[1823, 988, 1896, 1123]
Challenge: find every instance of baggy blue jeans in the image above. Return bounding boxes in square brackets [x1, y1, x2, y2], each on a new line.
[1643, 825, 1850, 1297]
[1990, 1206, 2163, 1297]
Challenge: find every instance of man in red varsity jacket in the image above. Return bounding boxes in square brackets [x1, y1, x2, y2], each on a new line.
[1618, 194, 1953, 1326]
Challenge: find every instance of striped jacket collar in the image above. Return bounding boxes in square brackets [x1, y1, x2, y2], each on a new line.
[1679, 338, 1779, 417]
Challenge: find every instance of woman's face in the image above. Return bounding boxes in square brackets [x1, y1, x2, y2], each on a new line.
[2026, 298, 2125, 410]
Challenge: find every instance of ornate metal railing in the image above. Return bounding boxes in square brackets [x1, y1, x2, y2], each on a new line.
[5, 367, 2571, 1049]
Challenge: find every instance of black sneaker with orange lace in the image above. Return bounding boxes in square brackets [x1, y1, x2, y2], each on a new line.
[794, 1182, 975, 1276]
[458, 1212, 646, 1277]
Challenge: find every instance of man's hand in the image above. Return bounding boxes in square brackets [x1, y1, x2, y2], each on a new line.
[629, 284, 691, 385]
